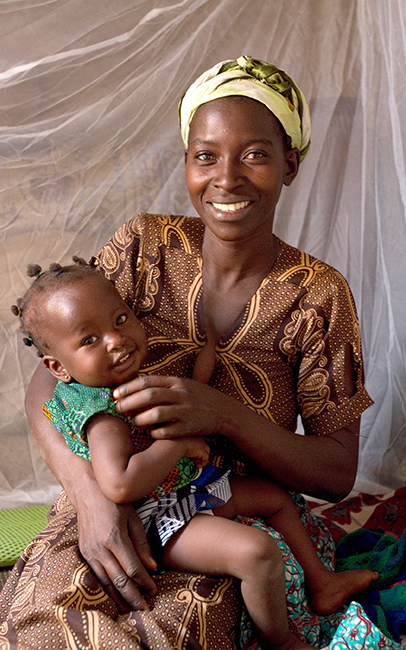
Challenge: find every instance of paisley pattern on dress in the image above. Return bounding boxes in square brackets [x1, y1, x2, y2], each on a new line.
[279, 295, 336, 419]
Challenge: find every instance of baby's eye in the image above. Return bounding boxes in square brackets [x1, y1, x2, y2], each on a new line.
[116, 313, 128, 326]
[81, 335, 98, 346]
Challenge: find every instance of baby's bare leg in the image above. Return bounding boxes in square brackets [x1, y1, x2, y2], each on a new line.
[162, 514, 313, 650]
[215, 477, 378, 616]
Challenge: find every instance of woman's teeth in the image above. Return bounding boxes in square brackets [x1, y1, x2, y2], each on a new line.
[212, 201, 249, 212]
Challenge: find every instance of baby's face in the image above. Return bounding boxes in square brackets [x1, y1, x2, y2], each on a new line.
[43, 274, 148, 388]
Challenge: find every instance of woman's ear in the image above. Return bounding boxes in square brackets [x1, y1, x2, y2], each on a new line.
[284, 148, 300, 186]
[42, 356, 71, 383]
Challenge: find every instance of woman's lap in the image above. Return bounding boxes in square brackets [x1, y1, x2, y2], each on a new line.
[0, 491, 241, 649]
[0, 491, 401, 650]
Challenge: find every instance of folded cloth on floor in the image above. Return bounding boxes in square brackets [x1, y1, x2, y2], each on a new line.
[336, 527, 406, 642]
[0, 504, 50, 567]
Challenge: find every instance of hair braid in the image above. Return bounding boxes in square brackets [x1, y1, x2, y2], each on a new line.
[11, 257, 99, 357]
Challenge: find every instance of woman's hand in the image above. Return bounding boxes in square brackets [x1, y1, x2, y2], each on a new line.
[75, 485, 158, 612]
[113, 375, 231, 439]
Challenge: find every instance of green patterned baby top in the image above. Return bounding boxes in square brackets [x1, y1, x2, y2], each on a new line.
[43, 381, 199, 498]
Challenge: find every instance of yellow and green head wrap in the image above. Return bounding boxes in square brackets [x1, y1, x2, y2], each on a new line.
[179, 55, 311, 162]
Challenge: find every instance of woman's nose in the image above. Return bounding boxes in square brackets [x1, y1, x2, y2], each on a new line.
[213, 159, 244, 191]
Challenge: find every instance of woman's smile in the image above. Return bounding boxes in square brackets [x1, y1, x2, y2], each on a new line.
[207, 198, 253, 222]
[211, 200, 251, 213]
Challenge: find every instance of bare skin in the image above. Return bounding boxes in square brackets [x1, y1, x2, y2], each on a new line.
[87, 413, 209, 504]
[160, 474, 377, 649]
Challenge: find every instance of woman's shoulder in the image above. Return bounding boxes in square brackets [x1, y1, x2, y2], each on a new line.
[125, 212, 204, 250]
[92, 213, 204, 279]
[274, 236, 351, 293]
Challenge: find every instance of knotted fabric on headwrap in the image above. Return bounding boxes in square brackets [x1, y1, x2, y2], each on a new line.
[179, 55, 311, 162]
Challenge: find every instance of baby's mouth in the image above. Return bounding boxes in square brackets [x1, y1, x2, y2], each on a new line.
[114, 351, 132, 367]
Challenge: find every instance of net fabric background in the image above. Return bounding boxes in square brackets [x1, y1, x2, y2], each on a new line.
[1, 0, 405, 508]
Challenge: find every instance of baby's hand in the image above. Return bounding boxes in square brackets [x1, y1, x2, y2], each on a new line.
[183, 437, 210, 469]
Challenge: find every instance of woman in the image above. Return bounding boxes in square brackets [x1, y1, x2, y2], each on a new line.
[1, 57, 388, 650]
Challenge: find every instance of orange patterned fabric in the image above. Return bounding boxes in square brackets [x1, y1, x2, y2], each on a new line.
[92, 213, 372, 438]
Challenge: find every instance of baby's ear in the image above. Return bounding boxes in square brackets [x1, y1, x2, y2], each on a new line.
[42, 356, 71, 383]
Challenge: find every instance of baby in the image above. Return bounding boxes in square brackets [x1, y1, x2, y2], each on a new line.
[13, 259, 378, 650]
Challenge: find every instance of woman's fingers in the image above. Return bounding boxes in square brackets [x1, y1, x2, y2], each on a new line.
[127, 507, 158, 574]
[113, 375, 226, 438]
[78, 501, 157, 612]
[113, 375, 174, 402]
[82, 540, 155, 612]
[89, 556, 150, 613]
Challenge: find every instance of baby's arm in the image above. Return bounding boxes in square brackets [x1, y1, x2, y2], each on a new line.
[86, 413, 210, 504]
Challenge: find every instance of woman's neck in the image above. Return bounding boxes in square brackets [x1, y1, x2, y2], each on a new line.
[201, 228, 280, 287]
[200, 229, 280, 343]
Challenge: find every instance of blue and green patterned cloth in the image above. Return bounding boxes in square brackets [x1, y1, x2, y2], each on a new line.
[240, 497, 403, 650]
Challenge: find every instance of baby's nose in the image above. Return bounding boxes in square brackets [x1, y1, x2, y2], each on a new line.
[106, 332, 125, 351]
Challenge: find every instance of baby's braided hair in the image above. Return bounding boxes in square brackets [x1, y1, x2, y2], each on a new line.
[11, 256, 97, 357]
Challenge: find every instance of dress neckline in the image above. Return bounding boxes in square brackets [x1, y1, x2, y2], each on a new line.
[195, 236, 285, 346]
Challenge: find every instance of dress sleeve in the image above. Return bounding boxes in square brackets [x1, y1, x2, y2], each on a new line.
[42, 382, 119, 461]
[292, 268, 373, 436]
[90, 213, 146, 311]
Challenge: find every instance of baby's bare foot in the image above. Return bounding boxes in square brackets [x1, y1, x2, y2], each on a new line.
[311, 569, 378, 616]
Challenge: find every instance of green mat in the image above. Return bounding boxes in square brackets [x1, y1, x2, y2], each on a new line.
[0, 504, 51, 567]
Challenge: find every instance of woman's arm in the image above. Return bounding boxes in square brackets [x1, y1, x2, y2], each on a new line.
[25, 363, 157, 611]
[87, 413, 209, 504]
[215, 398, 360, 502]
[113, 375, 359, 503]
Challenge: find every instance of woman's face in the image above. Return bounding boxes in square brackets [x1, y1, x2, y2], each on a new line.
[184, 96, 299, 242]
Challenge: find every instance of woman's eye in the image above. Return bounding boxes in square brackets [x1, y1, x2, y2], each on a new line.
[245, 151, 266, 160]
[82, 335, 98, 346]
[195, 152, 215, 162]
[116, 313, 127, 325]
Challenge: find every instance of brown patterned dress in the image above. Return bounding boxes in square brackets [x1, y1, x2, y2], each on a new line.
[0, 213, 373, 650]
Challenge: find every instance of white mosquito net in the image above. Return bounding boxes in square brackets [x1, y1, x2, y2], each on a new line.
[1, 0, 405, 507]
